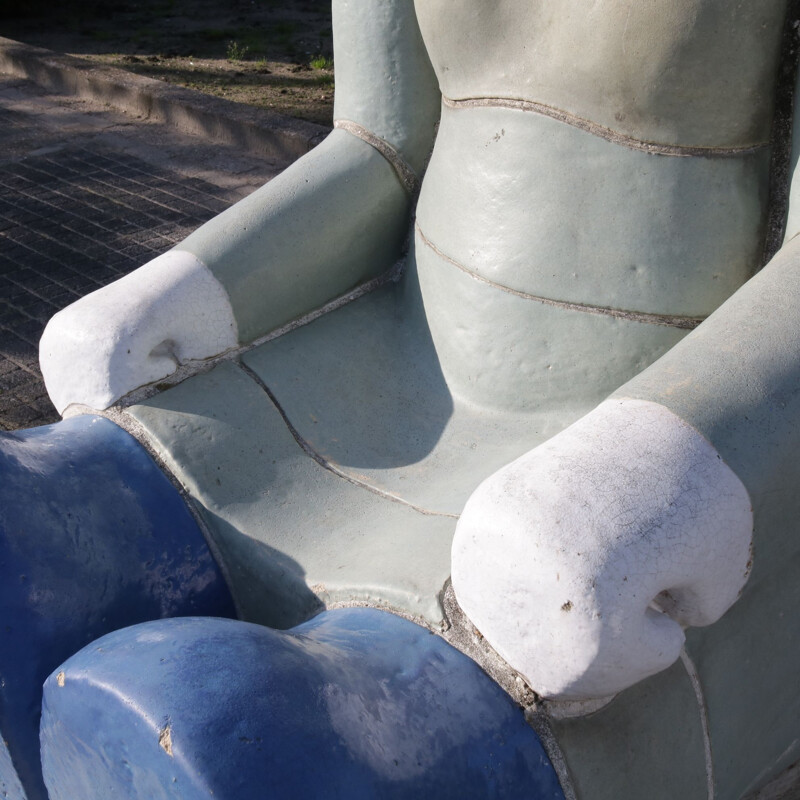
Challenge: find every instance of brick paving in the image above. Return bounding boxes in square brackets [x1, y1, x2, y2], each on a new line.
[0, 76, 287, 430]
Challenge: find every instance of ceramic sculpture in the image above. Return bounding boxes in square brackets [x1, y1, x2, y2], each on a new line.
[2, 1, 800, 798]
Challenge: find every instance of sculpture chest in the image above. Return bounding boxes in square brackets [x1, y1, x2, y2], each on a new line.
[414, 0, 786, 147]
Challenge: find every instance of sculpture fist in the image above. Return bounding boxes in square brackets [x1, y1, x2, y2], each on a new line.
[40, 250, 238, 413]
[452, 398, 753, 701]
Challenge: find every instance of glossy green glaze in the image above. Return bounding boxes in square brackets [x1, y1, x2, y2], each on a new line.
[128, 361, 456, 628]
[611, 235, 800, 794]
[552, 660, 708, 800]
[177, 130, 411, 344]
[414, 235, 688, 412]
[241, 273, 586, 516]
[333, 0, 440, 175]
[418, 104, 770, 318]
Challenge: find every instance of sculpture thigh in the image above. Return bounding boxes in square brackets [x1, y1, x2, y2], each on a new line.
[0, 417, 236, 800]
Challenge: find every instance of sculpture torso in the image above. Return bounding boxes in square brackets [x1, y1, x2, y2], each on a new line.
[415, 0, 784, 147]
[411, 0, 787, 412]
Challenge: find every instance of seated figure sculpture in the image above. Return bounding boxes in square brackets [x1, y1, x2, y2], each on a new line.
[2, 1, 800, 798]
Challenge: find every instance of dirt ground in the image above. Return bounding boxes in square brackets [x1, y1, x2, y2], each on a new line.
[1, 0, 335, 126]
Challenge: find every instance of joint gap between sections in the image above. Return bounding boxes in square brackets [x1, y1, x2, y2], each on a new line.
[113, 260, 405, 408]
[442, 96, 768, 159]
[524, 710, 580, 800]
[415, 223, 704, 330]
[234, 358, 458, 520]
[680, 648, 716, 800]
[441, 580, 540, 709]
[334, 119, 420, 194]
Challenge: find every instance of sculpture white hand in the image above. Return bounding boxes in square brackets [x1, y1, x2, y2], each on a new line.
[452, 397, 753, 701]
[40, 250, 238, 413]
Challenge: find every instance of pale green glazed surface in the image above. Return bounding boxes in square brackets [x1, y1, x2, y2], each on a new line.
[612, 237, 800, 796]
[332, 0, 440, 175]
[683, 554, 800, 799]
[418, 104, 770, 318]
[615, 236, 800, 503]
[128, 360, 456, 629]
[177, 130, 411, 344]
[414, 234, 688, 413]
[414, 0, 786, 148]
[552, 659, 707, 800]
[241, 272, 588, 516]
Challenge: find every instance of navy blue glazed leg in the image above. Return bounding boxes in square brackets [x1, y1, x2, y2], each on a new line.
[40, 609, 565, 800]
[0, 416, 236, 800]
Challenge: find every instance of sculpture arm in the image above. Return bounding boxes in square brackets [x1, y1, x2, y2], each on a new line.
[453, 212, 800, 703]
[40, 0, 440, 414]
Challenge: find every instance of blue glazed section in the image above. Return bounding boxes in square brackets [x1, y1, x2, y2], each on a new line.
[41, 609, 565, 799]
[0, 736, 27, 800]
[0, 416, 236, 800]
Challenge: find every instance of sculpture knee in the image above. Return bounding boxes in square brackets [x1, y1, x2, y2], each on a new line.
[40, 611, 565, 799]
[39, 250, 238, 413]
[452, 398, 753, 701]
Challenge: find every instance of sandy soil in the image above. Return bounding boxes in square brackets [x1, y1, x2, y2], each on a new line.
[1, 0, 335, 126]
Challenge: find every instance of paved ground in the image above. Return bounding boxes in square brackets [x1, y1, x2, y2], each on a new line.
[0, 74, 289, 430]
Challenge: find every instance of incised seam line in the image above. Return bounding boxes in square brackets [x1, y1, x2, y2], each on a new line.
[680, 648, 716, 800]
[416, 223, 705, 330]
[112, 259, 406, 408]
[234, 359, 459, 520]
[442, 96, 768, 159]
[334, 119, 420, 194]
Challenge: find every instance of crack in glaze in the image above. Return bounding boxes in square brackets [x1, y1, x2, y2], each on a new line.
[234, 359, 459, 520]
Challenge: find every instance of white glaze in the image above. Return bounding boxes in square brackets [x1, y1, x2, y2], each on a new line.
[40, 250, 238, 413]
[452, 397, 753, 700]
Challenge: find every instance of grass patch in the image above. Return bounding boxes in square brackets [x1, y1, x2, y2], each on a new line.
[309, 54, 332, 70]
[226, 40, 250, 62]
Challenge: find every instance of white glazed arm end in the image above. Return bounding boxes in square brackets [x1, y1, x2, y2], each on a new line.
[40, 250, 238, 414]
[451, 398, 753, 701]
